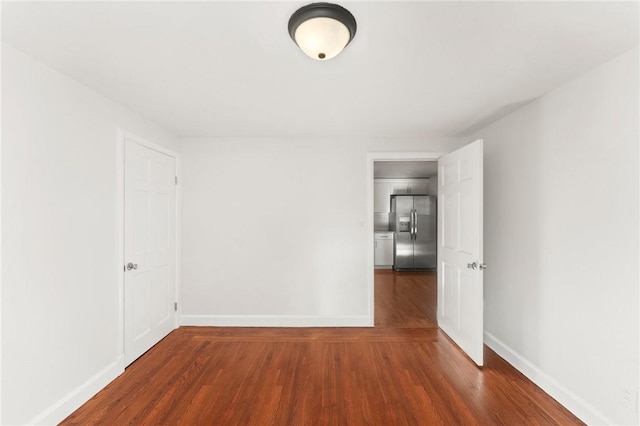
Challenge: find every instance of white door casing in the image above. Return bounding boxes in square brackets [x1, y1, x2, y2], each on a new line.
[124, 137, 177, 366]
[437, 140, 484, 366]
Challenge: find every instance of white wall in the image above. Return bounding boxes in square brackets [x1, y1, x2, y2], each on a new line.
[474, 47, 639, 425]
[1, 44, 179, 425]
[180, 137, 465, 326]
[6, 31, 635, 426]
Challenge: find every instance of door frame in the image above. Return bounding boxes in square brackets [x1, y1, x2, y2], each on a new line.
[366, 152, 444, 326]
[116, 128, 182, 361]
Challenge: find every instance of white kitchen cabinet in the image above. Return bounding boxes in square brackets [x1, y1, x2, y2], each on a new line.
[390, 179, 429, 195]
[390, 181, 409, 194]
[374, 181, 391, 213]
[408, 180, 429, 194]
[374, 232, 394, 267]
[375, 179, 430, 213]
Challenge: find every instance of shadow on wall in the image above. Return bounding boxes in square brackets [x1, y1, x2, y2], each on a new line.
[457, 99, 536, 136]
[480, 104, 544, 364]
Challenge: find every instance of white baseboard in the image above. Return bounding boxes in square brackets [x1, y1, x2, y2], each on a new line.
[484, 332, 612, 425]
[28, 356, 125, 426]
[181, 314, 372, 327]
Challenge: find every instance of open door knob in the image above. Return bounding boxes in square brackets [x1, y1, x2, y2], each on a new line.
[467, 262, 478, 270]
[126, 262, 138, 271]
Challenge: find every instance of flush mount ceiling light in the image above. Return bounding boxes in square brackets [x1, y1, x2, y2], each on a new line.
[288, 2, 357, 60]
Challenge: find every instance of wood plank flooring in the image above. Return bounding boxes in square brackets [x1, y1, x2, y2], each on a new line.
[374, 270, 437, 328]
[61, 271, 583, 425]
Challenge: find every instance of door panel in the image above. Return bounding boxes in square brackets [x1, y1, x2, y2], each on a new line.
[437, 140, 484, 366]
[153, 266, 170, 323]
[441, 262, 458, 326]
[442, 193, 458, 250]
[125, 139, 176, 366]
[459, 268, 476, 342]
[459, 187, 475, 255]
[133, 191, 150, 255]
[156, 191, 170, 249]
[133, 270, 151, 337]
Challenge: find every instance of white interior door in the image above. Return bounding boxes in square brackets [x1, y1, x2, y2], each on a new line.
[124, 139, 176, 366]
[437, 139, 484, 366]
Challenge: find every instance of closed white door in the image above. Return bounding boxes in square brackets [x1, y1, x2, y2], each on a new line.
[437, 140, 484, 366]
[124, 139, 176, 365]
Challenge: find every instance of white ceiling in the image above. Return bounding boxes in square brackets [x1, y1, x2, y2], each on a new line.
[374, 161, 437, 179]
[2, 1, 638, 139]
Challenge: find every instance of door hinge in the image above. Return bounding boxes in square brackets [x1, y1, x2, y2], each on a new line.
[175, 176, 178, 185]
[174, 302, 178, 311]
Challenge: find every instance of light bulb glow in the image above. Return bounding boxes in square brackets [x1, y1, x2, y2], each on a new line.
[294, 17, 351, 60]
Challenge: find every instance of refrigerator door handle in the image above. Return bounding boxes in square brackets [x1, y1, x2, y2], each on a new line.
[414, 209, 418, 239]
[414, 208, 418, 237]
[411, 209, 416, 240]
[409, 209, 413, 241]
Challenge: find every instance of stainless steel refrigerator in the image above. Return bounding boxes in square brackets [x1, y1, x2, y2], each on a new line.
[390, 195, 436, 271]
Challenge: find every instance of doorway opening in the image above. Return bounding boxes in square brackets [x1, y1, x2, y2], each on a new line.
[367, 142, 485, 365]
[366, 153, 443, 329]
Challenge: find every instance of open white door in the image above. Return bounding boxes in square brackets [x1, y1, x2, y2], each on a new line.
[437, 139, 484, 366]
[124, 138, 177, 366]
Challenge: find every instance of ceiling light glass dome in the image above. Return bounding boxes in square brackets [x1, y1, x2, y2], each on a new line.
[288, 3, 357, 60]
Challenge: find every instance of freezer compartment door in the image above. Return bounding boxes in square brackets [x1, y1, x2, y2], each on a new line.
[413, 196, 437, 269]
[393, 196, 415, 269]
[394, 231, 414, 270]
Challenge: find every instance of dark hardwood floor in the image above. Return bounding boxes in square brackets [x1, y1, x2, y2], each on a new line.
[61, 270, 583, 425]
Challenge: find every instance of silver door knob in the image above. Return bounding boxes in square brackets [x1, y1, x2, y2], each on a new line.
[467, 262, 478, 270]
[479, 263, 487, 270]
[126, 262, 138, 271]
